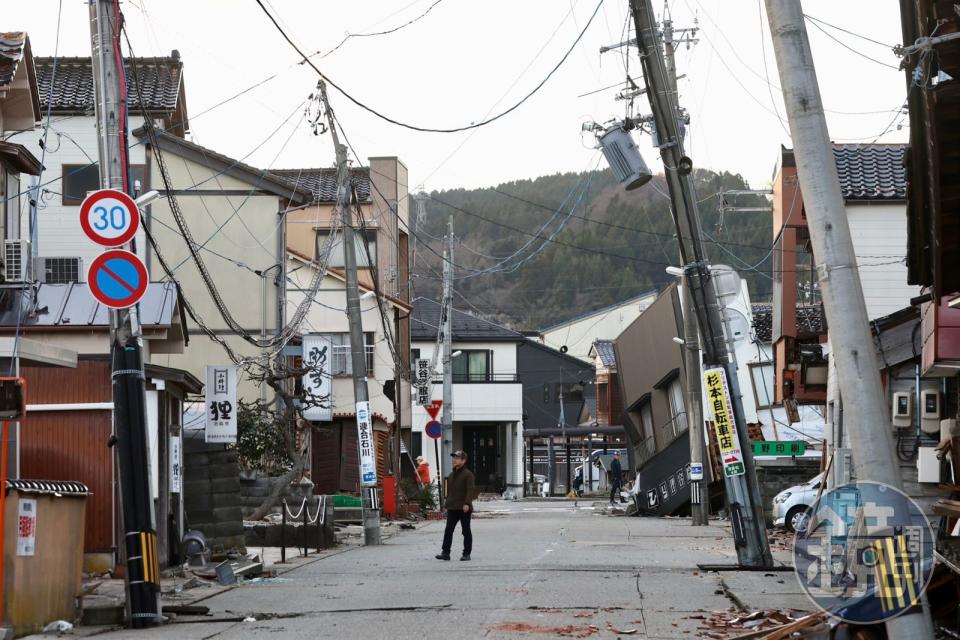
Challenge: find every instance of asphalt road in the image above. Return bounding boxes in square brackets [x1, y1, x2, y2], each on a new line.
[95, 500, 810, 639]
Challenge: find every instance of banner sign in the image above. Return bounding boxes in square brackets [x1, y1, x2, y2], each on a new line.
[170, 436, 182, 493]
[356, 401, 378, 487]
[205, 365, 237, 443]
[302, 335, 333, 421]
[703, 367, 745, 478]
[415, 358, 431, 406]
[752, 440, 806, 456]
[16, 499, 37, 556]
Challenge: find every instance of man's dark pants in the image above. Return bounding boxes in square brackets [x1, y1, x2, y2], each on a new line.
[441, 509, 472, 556]
[610, 481, 623, 503]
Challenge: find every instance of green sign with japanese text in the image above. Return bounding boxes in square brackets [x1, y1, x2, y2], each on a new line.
[751, 441, 806, 456]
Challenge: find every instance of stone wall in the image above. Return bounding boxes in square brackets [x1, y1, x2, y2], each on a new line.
[239, 475, 314, 519]
[183, 448, 246, 555]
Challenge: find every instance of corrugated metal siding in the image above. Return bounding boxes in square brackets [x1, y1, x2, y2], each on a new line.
[20, 360, 114, 553]
[20, 410, 113, 553]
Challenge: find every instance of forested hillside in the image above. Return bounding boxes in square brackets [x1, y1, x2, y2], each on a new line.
[413, 168, 772, 330]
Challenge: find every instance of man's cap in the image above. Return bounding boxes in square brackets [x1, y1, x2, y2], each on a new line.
[451, 450, 467, 458]
[613, 451, 621, 456]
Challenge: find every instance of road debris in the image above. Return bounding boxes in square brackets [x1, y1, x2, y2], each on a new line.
[486, 622, 599, 637]
[692, 607, 814, 639]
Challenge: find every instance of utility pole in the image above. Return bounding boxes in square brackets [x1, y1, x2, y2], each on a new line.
[764, 1, 934, 634]
[317, 80, 381, 546]
[658, 3, 708, 527]
[630, 0, 772, 567]
[89, 0, 160, 626]
[440, 217, 454, 481]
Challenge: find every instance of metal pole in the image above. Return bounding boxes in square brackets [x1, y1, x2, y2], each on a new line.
[281, 500, 286, 563]
[302, 499, 308, 557]
[630, 0, 771, 567]
[433, 438, 443, 507]
[89, 0, 160, 625]
[764, 1, 934, 633]
[441, 218, 454, 476]
[316, 80, 381, 546]
[683, 284, 708, 526]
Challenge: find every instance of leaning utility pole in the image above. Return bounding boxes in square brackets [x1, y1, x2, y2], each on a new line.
[440, 218, 454, 477]
[630, 0, 772, 566]
[764, 1, 934, 634]
[317, 80, 381, 546]
[89, 0, 161, 625]
[658, 5, 708, 527]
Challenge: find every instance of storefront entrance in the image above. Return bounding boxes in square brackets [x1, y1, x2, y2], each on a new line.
[462, 424, 500, 492]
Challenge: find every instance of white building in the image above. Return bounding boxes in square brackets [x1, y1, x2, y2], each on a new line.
[540, 290, 659, 361]
[410, 298, 524, 498]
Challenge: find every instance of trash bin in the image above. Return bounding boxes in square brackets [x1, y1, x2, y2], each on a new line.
[2, 480, 89, 637]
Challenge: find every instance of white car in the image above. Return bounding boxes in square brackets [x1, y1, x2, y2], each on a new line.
[772, 473, 823, 532]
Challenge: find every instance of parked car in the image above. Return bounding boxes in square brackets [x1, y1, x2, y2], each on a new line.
[772, 472, 824, 532]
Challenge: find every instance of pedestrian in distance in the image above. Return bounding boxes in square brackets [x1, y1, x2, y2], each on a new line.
[416, 456, 431, 487]
[609, 451, 625, 505]
[436, 450, 475, 561]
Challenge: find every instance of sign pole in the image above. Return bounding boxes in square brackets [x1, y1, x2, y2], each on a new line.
[433, 438, 442, 507]
[88, 0, 160, 624]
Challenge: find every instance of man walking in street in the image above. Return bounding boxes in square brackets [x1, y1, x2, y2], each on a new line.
[436, 450, 475, 561]
[609, 451, 624, 505]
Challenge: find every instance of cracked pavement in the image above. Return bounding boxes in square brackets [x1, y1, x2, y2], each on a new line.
[92, 500, 811, 639]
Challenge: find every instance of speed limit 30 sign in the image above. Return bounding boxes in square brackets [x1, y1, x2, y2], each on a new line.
[79, 189, 141, 247]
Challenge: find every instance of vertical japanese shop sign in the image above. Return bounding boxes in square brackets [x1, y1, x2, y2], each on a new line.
[302, 335, 333, 421]
[356, 401, 378, 487]
[205, 365, 237, 443]
[703, 367, 745, 477]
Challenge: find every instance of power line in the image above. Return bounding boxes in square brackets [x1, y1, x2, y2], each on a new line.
[803, 14, 896, 50]
[318, 0, 448, 59]
[804, 16, 900, 71]
[253, 0, 606, 133]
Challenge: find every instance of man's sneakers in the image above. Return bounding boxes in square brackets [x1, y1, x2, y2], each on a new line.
[460, 554, 471, 561]
[435, 553, 450, 561]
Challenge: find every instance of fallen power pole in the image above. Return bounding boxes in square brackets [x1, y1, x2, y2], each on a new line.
[629, 0, 772, 566]
[316, 80, 381, 546]
[763, 0, 934, 634]
[89, 0, 161, 624]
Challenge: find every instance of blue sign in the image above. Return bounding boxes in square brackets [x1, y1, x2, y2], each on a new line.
[87, 249, 148, 309]
[425, 420, 442, 440]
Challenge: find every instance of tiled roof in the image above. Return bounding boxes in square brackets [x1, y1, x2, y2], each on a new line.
[34, 56, 183, 114]
[593, 340, 617, 367]
[273, 168, 372, 203]
[751, 303, 826, 343]
[832, 144, 906, 201]
[411, 297, 522, 342]
[0, 31, 28, 89]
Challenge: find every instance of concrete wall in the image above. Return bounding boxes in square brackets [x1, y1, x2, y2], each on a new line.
[5, 115, 149, 267]
[145, 150, 283, 402]
[847, 202, 918, 320]
[541, 292, 657, 361]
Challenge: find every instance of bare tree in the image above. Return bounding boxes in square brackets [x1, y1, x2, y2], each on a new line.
[245, 349, 330, 522]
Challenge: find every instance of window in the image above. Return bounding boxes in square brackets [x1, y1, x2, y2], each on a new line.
[316, 229, 377, 268]
[41, 257, 83, 284]
[637, 401, 656, 465]
[667, 378, 687, 438]
[452, 349, 490, 382]
[560, 382, 583, 402]
[62, 164, 145, 205]
[750, 363, 775, 410]
[4, 170, 19, 240]
[323, 333, 375, 377]
[411, 348, 421, 361]
[639, 401, 654, 438]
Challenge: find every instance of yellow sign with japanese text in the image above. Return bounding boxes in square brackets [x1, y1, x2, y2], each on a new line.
[703, 367, 745, 477]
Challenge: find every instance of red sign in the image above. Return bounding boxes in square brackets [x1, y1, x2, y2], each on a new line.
[79, 189, 141, 247]
[87, 250, 148, 309]
[425, 421, 442, 439]
[426, 400, 443, 420]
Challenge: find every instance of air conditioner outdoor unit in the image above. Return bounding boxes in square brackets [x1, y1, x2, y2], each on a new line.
[3, 240, 32, 283]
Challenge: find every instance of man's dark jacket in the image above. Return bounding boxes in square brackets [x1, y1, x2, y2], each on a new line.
[445, 466, 476, 510]
[610, 458, 623, 485]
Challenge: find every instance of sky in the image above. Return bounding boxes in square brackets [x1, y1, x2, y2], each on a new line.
[6, 0, 908, 194]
